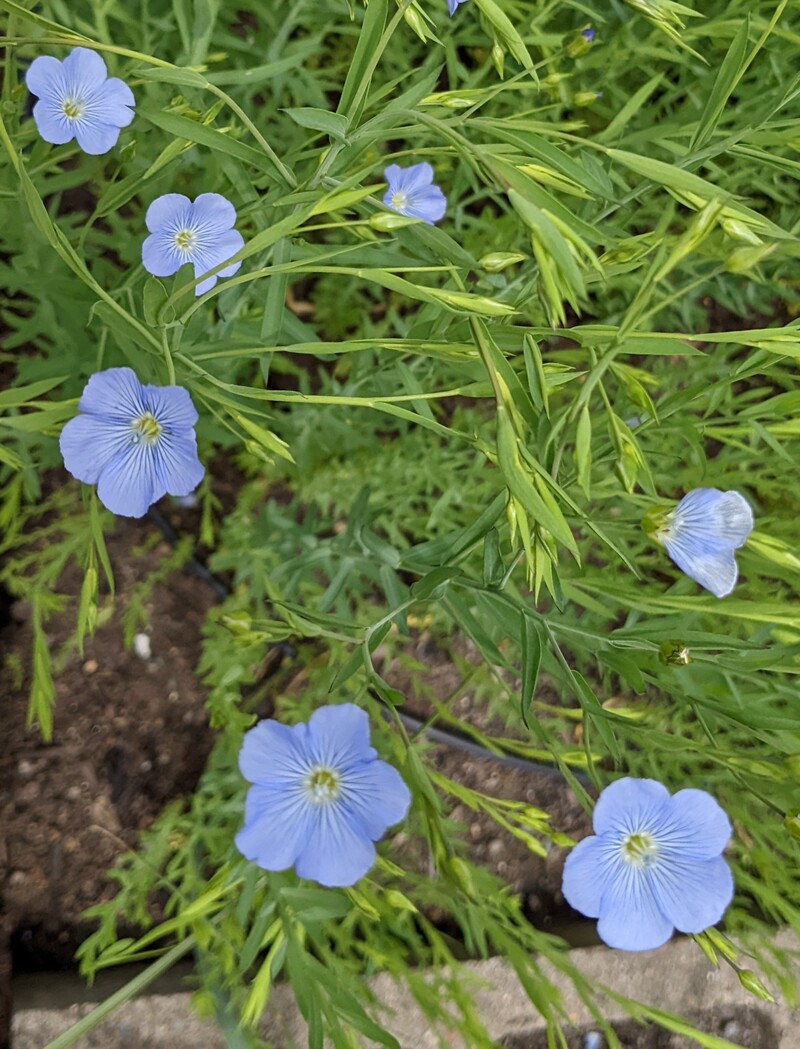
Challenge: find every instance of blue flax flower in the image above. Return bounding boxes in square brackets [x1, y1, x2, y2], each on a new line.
[142, 193, 245, 296]
[25, 47, 134, 155]
[562, 778, 733, 952]
[647, 488, 754, 598]
[448, 0, 470, 13]
[236, 704, 411, 887]
[383, 163, 447, 225]
[60, 368, 204, 518]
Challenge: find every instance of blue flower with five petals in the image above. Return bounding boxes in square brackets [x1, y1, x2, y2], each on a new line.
[25, 47, 135, 155]
[647, 488, 754, 598]
[60, 368, 204, 518]
[383, 163, 447, 225]
[562, 778, 734, 952]
[235, 704, 411, 888]
[142, 193, 245, 296]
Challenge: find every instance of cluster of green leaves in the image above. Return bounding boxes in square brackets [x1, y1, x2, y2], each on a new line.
[3, 0, 800, 1046]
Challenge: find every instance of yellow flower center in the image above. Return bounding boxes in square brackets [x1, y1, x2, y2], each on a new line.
[174, 228, 197, 253]
[61, 97, 85, 121]
[131, 412, 163, 446]
[304, 766, 341, 804]
[390, 191, 408, 210]
[621, 831, 659, 869]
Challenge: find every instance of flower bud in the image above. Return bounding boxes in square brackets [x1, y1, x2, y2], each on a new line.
[480, 251, 527, 272]
[370, 212, 421, 231]
[573, 91, 603, 107]
[566, 27, 595, 58]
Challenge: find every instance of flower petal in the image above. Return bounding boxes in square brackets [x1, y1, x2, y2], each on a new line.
[25, 55, 64, 98]
[294, 803, 376, 887]
[674, 489, 753, 548]
[193, 229, 245, 295]
[59, 413, 132, 485]
[651, 788, 733, 861]
[150, 432, 205, 499]
[31, 100, 75, 145]
[62, 47, 108, 89]
[341, 759, 411, 839]
[145, 194, 192, 235]
[95, 442, 157, 518]
[597, 864, 675, 951]
[561, 835, 612, 919]
[77, 367, 146, 421]
[650, 855, 734, 934]
[74, 119, 121, 155]
[592, 778, 670, 837]
[142, 232, 183, 278]
[663, 534, 739, 599]
[235, 785, 316, 872]
[239, 719, 310, 787]
[307, 704, 377, 769]
[397, 162, 435, 195]
[190, 192, 238, 235]
[98, 76, 135, 111]
[142, 383, 200, 429]
[406, 185, 447, 224]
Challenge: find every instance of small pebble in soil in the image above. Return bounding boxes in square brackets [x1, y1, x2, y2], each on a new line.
[83, 659, 98, 674]
[133, 633, 152, 660]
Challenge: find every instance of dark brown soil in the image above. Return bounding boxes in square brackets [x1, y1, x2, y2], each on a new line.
[0, 517, 217, 989]
[379, 635, 593, 931]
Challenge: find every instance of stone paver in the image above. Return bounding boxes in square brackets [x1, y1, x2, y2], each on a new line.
[12, 932, 798, 1048]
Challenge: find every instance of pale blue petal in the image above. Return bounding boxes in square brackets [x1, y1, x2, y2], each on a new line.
[341, 759, 411, 839]
[239, 719, 311, 786]
[190, 192, 238, 235]
[235, 785, 316, 872]
[60, 413, 131, 485]
[32, 100, 76, 145]
[62, 47, 108, 89]
[307, 704, 377, 769]
[193, 229, 245, 295]
[150, 432, 205, 498]
[672, 489, 753, 548]
[96, 442, 157, 518]
[77, 367, 146, 421]
[294, 803, 376, 887]
[597, 863, 675, 951]
[405, 185, 447, 224]
[650, 788, 732, 861]
[74, 119, 121, 155]
[145, 194, 192, 234]
[448, 0, 469, 13]
[561, 836, 611, 919]
[26, 55, 64, 98]
[593, 778, 670, 837]
[142, 232, 183, 278]
[99, 77, 135, 111]
[395, 162, 434, 195]
[141, 383, 200, 430]
[650, 855, 734, 934]
[664, 533, 738, 599]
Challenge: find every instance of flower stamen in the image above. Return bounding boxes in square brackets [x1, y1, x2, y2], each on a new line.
[174, 228, 198, 254]
[61, 97, 86, 121]
[620, 830, 659, 869]
[390, 192, 408, 211]
[131, 412, 162, 446]
[304, 765, 341, 804]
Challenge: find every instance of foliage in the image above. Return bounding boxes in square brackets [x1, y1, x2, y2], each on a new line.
[2, 0, 800, 1046]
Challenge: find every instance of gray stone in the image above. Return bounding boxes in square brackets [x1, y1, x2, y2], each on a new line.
[11, 932, 799, 1048]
